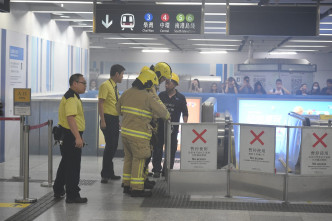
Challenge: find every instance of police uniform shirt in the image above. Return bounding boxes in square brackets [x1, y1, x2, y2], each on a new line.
[98, 79, 119, 116]
[58, 88, 85, 132]
[158, 90, 188, 132]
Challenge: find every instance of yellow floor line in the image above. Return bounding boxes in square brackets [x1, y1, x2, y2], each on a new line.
[0, 203, 30, 208]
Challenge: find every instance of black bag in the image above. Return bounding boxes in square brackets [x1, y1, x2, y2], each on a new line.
[52, 125, 64, 145]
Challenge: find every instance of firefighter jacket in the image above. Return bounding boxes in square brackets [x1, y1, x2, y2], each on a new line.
[116, 87, 170, 141]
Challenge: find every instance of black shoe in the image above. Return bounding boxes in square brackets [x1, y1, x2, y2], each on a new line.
[145, 178, 156, 186]
[66, 197, 88, 204]
[153, 172, 160, 178]
[101, 177, 108, 183]
[110, 175, 121, 180]
[54, 190, 65, 198]
[148, 172, 153, 177]
[123, 186, 131, 194]
[131, 190, 152, 197]
[144, 181, 154, 189]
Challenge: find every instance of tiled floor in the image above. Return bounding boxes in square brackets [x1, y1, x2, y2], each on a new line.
[0, 155, 332, 221]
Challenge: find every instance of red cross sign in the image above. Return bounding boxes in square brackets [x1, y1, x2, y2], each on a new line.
[313, 133, 328, 148]
[250, 130, 264, 145]
[192, 129, 207, 143]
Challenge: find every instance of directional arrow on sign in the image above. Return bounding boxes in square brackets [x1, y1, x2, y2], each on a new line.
[102, 15, 113, 28]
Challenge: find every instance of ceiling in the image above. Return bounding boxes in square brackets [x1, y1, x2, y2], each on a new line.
[10, 0, 332, 54]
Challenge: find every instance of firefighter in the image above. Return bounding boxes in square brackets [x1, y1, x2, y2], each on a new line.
[116, 69, 170, 197]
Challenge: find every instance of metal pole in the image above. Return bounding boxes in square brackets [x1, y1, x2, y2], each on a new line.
[13, 116, 25, 180]
[166, 120, 172, 196]
[15, 125, 37, 203]
[283, 127, 290, 204]
[41, 120, 53, 187]
[225, 121, 232, 198]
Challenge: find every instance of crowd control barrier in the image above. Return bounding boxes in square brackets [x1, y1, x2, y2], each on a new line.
[165, 119, 332, 203]
[15, 120, 53, 203]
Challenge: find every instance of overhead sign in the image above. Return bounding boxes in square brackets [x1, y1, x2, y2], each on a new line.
[301, 128, 332, 175]
[181, 124, 217, 170]
[94, 4, 202, 34]
[13, 88, 31, 116]
[240, 125, 276, 173]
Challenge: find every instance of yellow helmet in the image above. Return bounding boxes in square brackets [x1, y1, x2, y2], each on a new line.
[170, 73, 179, 85]
[153, 62, 172, 80]
[137, 69, 159, 89]
[140, 66, 150, 73]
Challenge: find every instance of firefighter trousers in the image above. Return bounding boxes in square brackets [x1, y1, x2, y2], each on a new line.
[122, 135, 151, 190]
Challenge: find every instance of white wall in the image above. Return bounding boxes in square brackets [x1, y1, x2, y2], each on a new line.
[91, 49, 332, 87]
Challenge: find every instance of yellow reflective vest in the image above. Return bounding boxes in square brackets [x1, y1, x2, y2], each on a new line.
[116, 87, 170, 140]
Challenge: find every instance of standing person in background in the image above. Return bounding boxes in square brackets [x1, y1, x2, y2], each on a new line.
[189, 79, 203, 93]
[89, 80, 97, 91]
[253, 81, 267, 94]
[99, 64, 125, 184]
[239, 76, 254, 94]
[53, 73, 87, 204]
[269, 79, 291, 95]
[296, 83, 308, 95]
[310, 82, 321, 95]
[152, 73, 188, 178]
[224, 77, 239, 94]
[320, 79, 332, 95]
[210, 83, 220, 93]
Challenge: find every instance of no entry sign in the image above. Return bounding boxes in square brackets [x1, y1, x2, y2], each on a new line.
[301, 128, 332, 175]
[240, 125, 276, 173]
[181, 124, 217, 170]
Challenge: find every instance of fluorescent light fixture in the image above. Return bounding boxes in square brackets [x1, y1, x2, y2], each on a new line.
[200, 51, 227, 54]
[289, 40, 332, 43]
[282, 45, 327, 48]
[269, 52, 297, 55]
[33, 11, 93, 14]
[194, 44, 238, 47]
[205, 21, 226, 24]
[320, 34, 332, 36]
[320, 28, 332, 31]
[89, 46, 105, 49]
[276, 49, 318, 52]
[188, 39, 242, 42]
[105, 37, 158, 40]
[204, 27, 226, 30]
[12, 0, 93, 3]
[142, 49, 170, 53]
[53, 19, 92, 21]
[320, 22, 332, 24]
[60, 15, 70, 18]
[156, 2, 255, 5]
[204, 32, 226, 34]
[131, 47, 170, 49]
[204, 13, 226, 16]
[71, 25, 93, 28]
[119, 43, 164, 45]
[197, 48, 237, 51]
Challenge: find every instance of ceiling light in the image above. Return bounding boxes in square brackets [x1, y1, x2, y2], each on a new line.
[282, 45, 327, 48]
[89, 46, 105, 49]
[204, 13, 226, 16]
[53, 19, 92, 21]
[276, 49, 318, 52]
[60, 15, 70, 18]
[131, 47, 170, 49]
[33, 11, 93, 14]
[11, 0, 93, 4]
[188, 39, 242, 42]
[320, 34, 332, 36]
[203, 32, 226, 34]
[200, 51, 228, 54]
[320, 29, 332, 31]
[105, 37, 158, 40]
[269, 52, 297, 55]
[289, 40, 332, 43]
[204, 27, 226, 30]
[320, 22, 332, 24]
[205, 21, 226, 24]
[156, 2, 255, 5]
[142, 49, 170, 53]
[119, 43, 164, 45]
[197, 48, 237, 50]
[71, 25, 93, 28]
[194, 44, 238, 46]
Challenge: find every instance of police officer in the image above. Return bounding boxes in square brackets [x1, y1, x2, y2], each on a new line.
[99, 64, 125, 183]
[152, 73, 188, 178]
[53, 73, 87, 204]
[116, 69, 170, 197]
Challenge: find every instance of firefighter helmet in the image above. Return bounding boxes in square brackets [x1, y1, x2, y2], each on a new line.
[170, 73, 179, 85]
[137, 69, 159, 89]
[152, 62, 172, 81]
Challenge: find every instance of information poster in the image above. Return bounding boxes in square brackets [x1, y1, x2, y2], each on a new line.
[181, 124, 217, 170]
[301, 127, 332, 175]
[239, 125, 276, 173]
[13, 88, 31, 116]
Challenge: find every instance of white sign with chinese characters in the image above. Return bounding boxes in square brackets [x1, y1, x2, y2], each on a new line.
[301, 128, 332, 175]
[181, 124, 217, 170]
[240, 125, 276, 173]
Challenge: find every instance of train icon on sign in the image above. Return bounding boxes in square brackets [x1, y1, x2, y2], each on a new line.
[121, 13, 135, 30]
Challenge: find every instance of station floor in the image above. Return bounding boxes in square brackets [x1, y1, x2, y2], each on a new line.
[0, 155, 332, 221]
